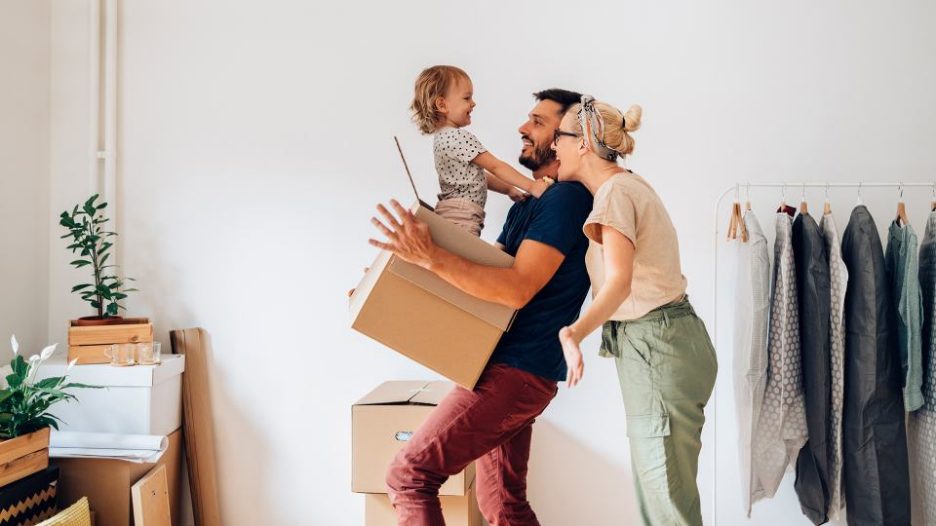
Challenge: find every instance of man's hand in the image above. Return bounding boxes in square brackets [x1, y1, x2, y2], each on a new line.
[368, 200, 438, 270]
[559, 325, 585, 387]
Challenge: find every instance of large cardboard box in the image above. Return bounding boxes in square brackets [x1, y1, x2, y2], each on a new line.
[349, 202, 517, 389]
[352, 381, 475, 496]
[35, 355, 184, 436]
[365, 484, 482, 526]
[52, 429, 184, 526]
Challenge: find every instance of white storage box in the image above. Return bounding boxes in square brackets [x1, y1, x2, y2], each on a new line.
[35, 354, 185, 436]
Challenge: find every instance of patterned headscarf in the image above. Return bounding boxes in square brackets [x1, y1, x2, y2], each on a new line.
[578, 95, 619, 162]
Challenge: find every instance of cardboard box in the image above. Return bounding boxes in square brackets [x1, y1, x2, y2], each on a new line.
[52, 429, 184, 526]
[349, 202, 517, 389]
[35, 355, 184, 436]
[365, 484, 482, 526]
[352, 381, 475, 496]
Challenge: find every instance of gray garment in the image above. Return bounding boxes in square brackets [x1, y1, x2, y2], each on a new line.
[792, 213, 832, 525]
[732, 211, 770, 517]
[751, 209, 807, 504]
[909, 210, 936, 524]
[820, 213, 848, 521]
[886, 220, 925, 411]
[433, 127, 488, 207]
[841, 205, 911, 526]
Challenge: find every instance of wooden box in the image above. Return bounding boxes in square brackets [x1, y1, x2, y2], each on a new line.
[0, 428, 50, 488]
[67, 318, 153, 365]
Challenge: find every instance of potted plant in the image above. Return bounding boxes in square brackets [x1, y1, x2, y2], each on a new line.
[59, 194, 138, 326]
[0, 336, 97, 487]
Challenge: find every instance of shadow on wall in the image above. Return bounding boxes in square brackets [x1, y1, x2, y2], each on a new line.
[527, 419, 635, 525]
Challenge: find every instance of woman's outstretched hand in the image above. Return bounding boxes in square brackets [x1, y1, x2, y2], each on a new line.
[559, 325, 584, 387]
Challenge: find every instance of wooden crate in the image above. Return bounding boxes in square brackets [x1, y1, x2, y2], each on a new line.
[0, 428, 50, 488]
[68, 318, 153, 365]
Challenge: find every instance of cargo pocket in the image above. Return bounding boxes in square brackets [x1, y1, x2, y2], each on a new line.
[626, 413, 682, 498]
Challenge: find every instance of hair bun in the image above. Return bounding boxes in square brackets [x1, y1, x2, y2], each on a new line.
[622, 105, 642, 133]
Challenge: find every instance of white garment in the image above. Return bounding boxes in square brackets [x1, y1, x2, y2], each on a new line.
[909, 210, 936, 524]
[751, 210, 808, 504]
[732, 211, 771, 517]
[820, 212, 848, 521]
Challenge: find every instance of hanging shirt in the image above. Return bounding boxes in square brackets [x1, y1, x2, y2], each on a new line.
[886, 220, 925, 411]
[792, 212, 832, 525]
[820, 212, 848, 521]
[909, 210, 936, 524]
[751, 207, 807, 504]
[841, 205, 911, 526]
[732, 210, 770, 517]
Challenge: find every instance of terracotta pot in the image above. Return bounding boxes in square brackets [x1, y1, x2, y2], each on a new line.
[72, 316, 127, 327]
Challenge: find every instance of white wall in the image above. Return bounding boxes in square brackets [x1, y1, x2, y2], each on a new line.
[44, 1, 936, 525]
[0, 0, 50, 359]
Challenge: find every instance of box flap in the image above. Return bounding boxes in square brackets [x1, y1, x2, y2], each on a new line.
[410, 381, 455, 405]
[411, 203, 514, 268]
[354, 381, 431, 406]
[382, 202, 516, 331]
[35, 354, 185, 388]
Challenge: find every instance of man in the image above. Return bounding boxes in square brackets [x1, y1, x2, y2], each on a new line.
[370, 89, 589, 526]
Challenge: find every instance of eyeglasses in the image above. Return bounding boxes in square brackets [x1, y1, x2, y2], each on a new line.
[553, 129, 582, 146]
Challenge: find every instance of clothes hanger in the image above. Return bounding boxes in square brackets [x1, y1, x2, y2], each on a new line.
[799, 183, 809, 215]
[727, 184, 742, 241]
[931, 183, 936, 212]
[777, 184, 795, 216]
[823, 183, 832, 215]
[745, 182, 752, 212]
[856, 182, 863, 207]
[896, 183, 910, 226]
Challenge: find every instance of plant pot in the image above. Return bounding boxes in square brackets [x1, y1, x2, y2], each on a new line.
[0, 427, 50, 488]
[73, 316, 126, 327]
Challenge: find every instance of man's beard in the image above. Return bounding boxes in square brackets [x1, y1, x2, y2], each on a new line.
[518, 138, 555, 171]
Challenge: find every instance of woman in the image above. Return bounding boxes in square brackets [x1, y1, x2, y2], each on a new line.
[554, 96, 718, 526]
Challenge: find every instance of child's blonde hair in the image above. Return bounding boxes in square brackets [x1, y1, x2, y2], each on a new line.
[410, 65, 471, 135]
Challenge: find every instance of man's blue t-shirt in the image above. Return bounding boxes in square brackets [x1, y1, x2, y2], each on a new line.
[490, 182, 593, 381]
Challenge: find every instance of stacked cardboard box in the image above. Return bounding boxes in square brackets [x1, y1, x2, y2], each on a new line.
[352, 381, 482, 526]
[349, 202, 517, 389]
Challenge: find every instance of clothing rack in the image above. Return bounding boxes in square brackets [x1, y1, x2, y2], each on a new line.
[710, 181, 935, 525]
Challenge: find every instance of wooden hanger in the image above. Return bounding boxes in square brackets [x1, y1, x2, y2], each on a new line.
[744, 183, 752, 212]
[823, 183, 832, 215]
[931, 184, 936, 212]
[727, 186, 748, 242]
[799, 184, 809, 215]
[896, 184, 910, 226]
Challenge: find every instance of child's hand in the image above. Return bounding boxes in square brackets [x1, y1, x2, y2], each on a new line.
[507, 187, 529, 202]
[528, 179, 551, 199]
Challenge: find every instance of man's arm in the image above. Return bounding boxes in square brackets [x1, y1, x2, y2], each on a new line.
[369, 200, 563, 310]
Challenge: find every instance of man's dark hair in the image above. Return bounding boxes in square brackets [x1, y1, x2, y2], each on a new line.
[533, 89, 583, 116]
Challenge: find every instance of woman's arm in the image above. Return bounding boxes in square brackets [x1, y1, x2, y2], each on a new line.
[559, 225, 635, 386]
[473, 152, 550, 198]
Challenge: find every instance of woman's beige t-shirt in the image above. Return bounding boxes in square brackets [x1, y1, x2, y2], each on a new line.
[583, 171, 687, 321]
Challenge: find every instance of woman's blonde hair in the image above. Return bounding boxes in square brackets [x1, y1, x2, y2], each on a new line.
[410, 65, 470, 135]
[567, 100, 642, 158]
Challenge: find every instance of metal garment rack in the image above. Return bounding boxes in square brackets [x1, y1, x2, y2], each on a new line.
[710, 181, 935, 525]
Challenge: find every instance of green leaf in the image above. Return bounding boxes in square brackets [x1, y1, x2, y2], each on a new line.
[106, 303, 119, 316]
[70, 260, 92, 268]
[71, 284, 92, 292]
